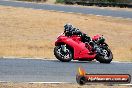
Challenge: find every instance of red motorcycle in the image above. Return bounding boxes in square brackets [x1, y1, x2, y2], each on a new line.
[54, 33, 113, 63]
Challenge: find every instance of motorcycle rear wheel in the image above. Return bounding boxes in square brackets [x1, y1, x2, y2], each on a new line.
[96, 48, 113, 63]
[54, 45, 73, 62]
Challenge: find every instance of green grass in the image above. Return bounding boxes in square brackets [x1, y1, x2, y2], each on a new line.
[55, 0, 64, 3]
[17, 0, 33, 2]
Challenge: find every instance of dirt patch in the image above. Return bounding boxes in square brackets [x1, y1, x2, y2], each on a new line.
[0, 83, 130, 88]
[0, 5, 132, 61]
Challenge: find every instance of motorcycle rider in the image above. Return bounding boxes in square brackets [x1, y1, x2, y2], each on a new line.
[64, 23, 101, 53]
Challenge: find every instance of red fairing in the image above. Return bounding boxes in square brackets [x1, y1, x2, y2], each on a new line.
[55, 34, 96, 60]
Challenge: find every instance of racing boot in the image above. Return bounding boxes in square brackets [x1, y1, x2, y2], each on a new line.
[89, 41, 100, 53]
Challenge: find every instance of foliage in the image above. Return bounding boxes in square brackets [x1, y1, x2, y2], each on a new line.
[17, 0, 32, 2]
[56, 0, 65, 3]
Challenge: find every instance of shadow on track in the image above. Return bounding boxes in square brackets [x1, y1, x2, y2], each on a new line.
[51, 59, 102, 64]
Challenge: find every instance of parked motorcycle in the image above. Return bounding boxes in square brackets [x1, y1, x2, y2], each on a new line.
[54, 32, 113, 63]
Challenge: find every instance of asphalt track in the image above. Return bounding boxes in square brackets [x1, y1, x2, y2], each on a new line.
[0, 58, 132, 83]
[0, 0, 132, 19]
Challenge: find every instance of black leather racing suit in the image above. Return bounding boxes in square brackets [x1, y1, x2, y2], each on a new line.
[65, 28, 95, 47]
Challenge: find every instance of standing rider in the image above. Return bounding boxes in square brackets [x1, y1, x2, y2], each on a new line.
[64, 23, 101, 53]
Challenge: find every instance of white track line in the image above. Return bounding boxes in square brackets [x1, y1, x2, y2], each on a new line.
[118, 84, 132, 86]
[0, 81, 71, 84]
[27, 82, 71, 84]
[1, 56, 132, 63]
[0, 81, 132, 86]
[112, 61, 132, 63]
[1, 56, 55, 60]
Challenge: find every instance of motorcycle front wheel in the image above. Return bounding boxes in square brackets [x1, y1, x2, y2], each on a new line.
[54, 45, 73, 62]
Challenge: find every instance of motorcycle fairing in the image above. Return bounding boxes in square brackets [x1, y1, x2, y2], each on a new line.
[55, 35, 96, 60]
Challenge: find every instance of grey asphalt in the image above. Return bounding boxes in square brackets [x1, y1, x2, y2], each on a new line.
[0, 59, 132, 83]
[0, 0, 132, 19]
